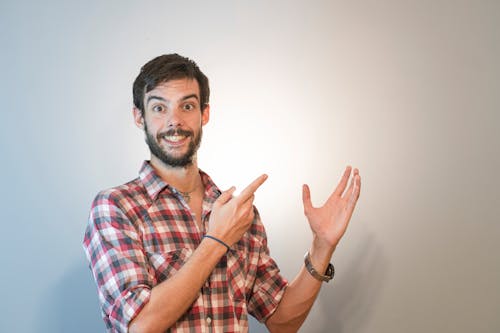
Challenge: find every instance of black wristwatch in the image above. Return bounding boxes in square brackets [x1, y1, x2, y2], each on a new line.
[304, 251, 335, 282]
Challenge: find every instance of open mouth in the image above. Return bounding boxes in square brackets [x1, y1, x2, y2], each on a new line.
[158, 130, 192, 147]
[162, 134, 187, 143]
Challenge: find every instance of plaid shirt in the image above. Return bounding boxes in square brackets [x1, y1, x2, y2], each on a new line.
[83, 161, 287, 333]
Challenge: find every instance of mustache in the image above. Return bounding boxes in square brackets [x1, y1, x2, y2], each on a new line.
[157, 128, 193, 139]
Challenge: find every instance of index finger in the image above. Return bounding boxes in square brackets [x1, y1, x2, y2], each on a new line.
[236, 174, 268, 203]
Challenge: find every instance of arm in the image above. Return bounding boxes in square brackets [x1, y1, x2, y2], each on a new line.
[84, 175, 268, 333]
[128, 174, 269, 333]
[128, 238, 225, 333]
[266, 166, 361, 332]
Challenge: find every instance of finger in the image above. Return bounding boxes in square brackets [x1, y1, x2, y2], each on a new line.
[355, 173, 361, 199]
[237, 174, 268, 203]
[247, 207, 255, 223]
[215, 186, 236, 206]
[332, 166, 352, 197]
[242, 203, 256, 222]
[240, 194, 255, 208]
[238, 198, 256, 223]
[249, 205, 256, 219]
[347, 173, 361, 210]
[302, 184, 313, 215]
[342, 167, 358, 199]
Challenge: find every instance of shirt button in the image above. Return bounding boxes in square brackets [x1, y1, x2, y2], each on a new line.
[206, 317, 212, 325]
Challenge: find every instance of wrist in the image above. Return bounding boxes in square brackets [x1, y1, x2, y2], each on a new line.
[304, 251, 335, 282]
[312, 236, 336, 256]
[308, 237, 335, 272]
[203, 234, 231, 252]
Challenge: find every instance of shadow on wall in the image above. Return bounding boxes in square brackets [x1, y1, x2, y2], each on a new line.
[36, 257, 104, 333]
[306, 230, 387, 333]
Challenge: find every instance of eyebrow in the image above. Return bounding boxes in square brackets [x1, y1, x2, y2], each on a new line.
[146, 94, 199, 106]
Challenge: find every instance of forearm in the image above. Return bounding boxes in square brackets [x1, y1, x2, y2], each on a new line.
[266, 166, 360, 332]
[266, 240, 335, 332]
[129, 238, 227, 333]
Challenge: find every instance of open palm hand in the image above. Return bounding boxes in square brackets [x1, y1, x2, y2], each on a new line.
[302, 166, 361, 248]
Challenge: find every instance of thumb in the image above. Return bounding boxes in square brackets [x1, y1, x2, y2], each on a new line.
[302, 184, 313, 215]
[215, 186, 236, 207]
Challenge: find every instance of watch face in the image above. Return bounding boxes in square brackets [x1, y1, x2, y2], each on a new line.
[326, 263, 335, 278]
[304, 251, 334, 282]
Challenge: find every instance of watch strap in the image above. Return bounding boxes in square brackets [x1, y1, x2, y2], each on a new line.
[304, 251, 335, 282]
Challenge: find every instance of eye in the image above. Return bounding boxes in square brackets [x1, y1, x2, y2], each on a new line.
[183, 103, 197, 111]
[152, 104, 165, 113]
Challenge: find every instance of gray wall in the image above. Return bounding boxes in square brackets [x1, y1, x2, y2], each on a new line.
[1, 1, 499, 332]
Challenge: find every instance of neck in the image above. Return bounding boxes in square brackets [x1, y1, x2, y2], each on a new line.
[150, 155, 201, 193]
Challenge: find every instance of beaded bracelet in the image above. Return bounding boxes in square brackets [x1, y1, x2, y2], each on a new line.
[203, 235, 231, 252]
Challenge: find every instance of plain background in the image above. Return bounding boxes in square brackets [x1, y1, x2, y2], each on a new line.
[1, 0, 499, 332]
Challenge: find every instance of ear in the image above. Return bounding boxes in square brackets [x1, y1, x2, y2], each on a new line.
[201, 104, 210, 126]
[133, 107, 145, 130]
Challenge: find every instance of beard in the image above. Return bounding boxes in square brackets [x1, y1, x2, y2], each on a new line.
[144, 123, 202, 168]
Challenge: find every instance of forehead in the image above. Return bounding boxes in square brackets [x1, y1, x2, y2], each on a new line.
[145, 78, 200, 102]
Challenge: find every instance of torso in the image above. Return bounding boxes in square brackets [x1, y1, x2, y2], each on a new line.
[186, 186, 204, 231]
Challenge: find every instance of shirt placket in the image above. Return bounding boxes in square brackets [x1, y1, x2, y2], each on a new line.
[203, 279, 215, 333]
[172, 185, 220, 332]
[202, 200, 216, 332]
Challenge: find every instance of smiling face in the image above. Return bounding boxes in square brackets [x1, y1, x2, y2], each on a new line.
[134, 78, 210, 168]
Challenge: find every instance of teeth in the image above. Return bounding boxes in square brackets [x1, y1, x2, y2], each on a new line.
[163, 135, 186, 142]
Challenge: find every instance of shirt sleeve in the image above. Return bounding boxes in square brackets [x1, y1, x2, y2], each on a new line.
[247, 209, 288, 322]
[83, 190, 155, 333]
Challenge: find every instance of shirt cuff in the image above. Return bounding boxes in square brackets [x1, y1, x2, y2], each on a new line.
[253, 279, 288, 323]
[108, 284, 151, 332]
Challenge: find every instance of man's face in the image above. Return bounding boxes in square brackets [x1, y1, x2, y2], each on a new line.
[135, 78, 209, 168]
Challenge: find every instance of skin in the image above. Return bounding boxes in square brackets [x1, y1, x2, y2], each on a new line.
[128, 78, 362, 333]
[265, 166, 360, 332]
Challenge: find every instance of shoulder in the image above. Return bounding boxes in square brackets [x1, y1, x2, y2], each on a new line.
[89, 177, 150, 226]
[92, 177, 146, 207]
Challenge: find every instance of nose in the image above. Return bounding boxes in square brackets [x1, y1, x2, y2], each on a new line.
[167, 107, 183, 128]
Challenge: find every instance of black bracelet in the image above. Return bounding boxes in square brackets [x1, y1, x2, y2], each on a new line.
[203, 235, 231, 252]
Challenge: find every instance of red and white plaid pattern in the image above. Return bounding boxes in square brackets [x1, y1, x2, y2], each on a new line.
[83, 161, 287, 333]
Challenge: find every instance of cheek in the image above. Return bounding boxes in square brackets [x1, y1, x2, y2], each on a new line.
[189, 113, 205, 127]
[145, 118, 166, 133]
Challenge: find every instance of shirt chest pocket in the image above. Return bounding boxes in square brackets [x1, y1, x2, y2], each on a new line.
[148, 248, 193, 283]
[226, 244, 250, 302]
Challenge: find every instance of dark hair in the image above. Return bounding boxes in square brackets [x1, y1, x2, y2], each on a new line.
[133, 53, 210, 115]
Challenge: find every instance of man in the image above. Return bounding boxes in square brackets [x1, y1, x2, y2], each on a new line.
[83, 54, 361, 333]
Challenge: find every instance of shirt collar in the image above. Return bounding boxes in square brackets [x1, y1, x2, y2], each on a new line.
[139, 161, 168, 200]
[200, 169, 222, 204]
[138, 160, 221, 202]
